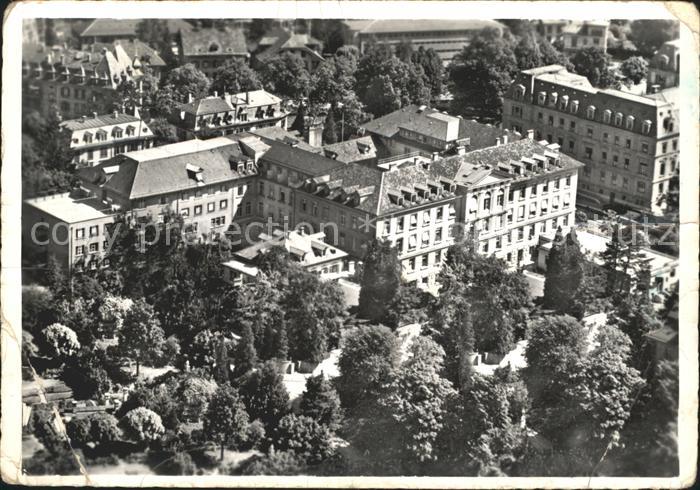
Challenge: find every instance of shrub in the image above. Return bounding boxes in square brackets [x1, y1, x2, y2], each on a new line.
[42, 323, 80, 358]
[242, 419, 266, 450]
[66, 418, 91, 448]
[158, 451, 197, 475]
[272, 414, 333, 464]
[240, 450, 306, 475]
[120, 407, 165, 443]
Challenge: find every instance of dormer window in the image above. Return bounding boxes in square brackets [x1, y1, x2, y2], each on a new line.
[586, 105, 596, 119]
[112, 127, 123, 138]
[537, 91, 546, 105]
[237, 163, 244, 173]
[83, 132, 93, 143]
[96, 129, 107, 141]
[614, 112, 623, 126]
[603, 109, 612, 123]
[625, 115, 635, 130]
[186, 163, 204, 183]
[570, 100, 579, 113]
[549, 92, 558, 106]
[514, 84, 526, 99]
[559, 95, 569, 110]
[642, 120, 652, 134]
[209, 42, 220, 52]
[125, 125, 135, 136]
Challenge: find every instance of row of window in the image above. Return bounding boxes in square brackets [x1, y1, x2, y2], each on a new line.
[582, 167, 649, 192]
[479, 214, 571, 254]
[404, 249, 445, 273]
[394, 226, 448, 252]
[81, 125, 140, 143]
[382, 207, 452, 235]
[181, 199, 229, 216]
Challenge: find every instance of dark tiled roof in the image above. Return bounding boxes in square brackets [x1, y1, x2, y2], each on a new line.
[61, 112, 142, 131]
[80, 18, 193, 38]
[256, 28, 324, 62]
[180, 27, 248, 57]
[362, 104, 512, 150]
[91, 40, 166, 67]
[322, 136, 377, 163]
[179, 97, 233, 116]
[261, 140, 344, 176]
[250, 127, 322, 154]
[85, 138, 254, 199]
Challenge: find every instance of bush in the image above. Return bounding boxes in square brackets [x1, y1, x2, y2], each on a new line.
[42, 323, 81, 358]
[120, 407, 165, 443]
[241, 419, 266, 450]
[66, 417, 92, 448]
[158, 451, 197, 475]
[240, 450, 307, 475]
[88, 413, 121, 446]
[272, 414, 333, 464]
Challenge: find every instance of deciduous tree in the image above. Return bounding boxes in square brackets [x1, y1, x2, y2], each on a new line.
[211, 59, 262, 96]
[570, 47, 619, 89]
[259, 53, 313, 102]
[272, 414, 334, 464]
[164, 63, 211, 103]
[203, 385, 250, 460]
[239, 361, 290, 430]
[620, 56, 649, 84]
[117, 300, 167, 377]
[121, 407, 166, 444]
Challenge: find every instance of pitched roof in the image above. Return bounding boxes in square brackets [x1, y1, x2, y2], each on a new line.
[256, 28, 324, 63]
[322, 136, 378, 163]
[91, 39, 166, 67]
[84, 137, 255, 199]
[80, 18, 193, 38]
[362, 104, 511, 150]
[250, 126, 321, 154]
[178, 90, 283, 116]
[261, 140, 344, 176]
[344, 19, 505, 34]
[61, 112, 142, 131]
[180, 27, 248, 57]
[234, 230, 347, 265]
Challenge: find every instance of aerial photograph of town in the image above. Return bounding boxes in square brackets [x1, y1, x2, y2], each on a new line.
[15, 13, 686, 480]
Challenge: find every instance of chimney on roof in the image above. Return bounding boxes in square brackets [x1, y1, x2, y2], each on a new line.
[213, 90, 218, 97]
[456, 144, 466, 155]
[79, 115, 86, 123]
[527, 129, 534, 140]
[92, 112, 98, 119]
[187, 92, 193, 103]
[113, 110, 119, 119]
[245, 91, 250, 104]
[496, 137, 502, 147]
[59, 54, 65, 65]
[650, 84, 661, 94]
[503, 134, 509, 144]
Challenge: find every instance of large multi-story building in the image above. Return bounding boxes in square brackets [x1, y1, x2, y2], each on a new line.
[171, 90, 290, 140]
[253, 28, 325, 72]
[23, 190, 116, 271]
[537, 20, 609, 53]
[60, 108, 155, 167]
[502, 65, 679, 215]
[343, 19, 506, 64]
[361, 104, 516, 158]
[178, 26, 249, 79]
[646, 39, 680, 94]
[27, 118, 583, 289]
[79, 18, 193, 46]
[22, 42, 161, 118]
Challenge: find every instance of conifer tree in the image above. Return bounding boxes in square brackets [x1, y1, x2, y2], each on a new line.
[234, 323, 257, 377]
[358, 239, 401, 324]
[544, 228, 586, 317]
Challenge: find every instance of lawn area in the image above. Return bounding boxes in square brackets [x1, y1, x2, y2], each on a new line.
[85, 459, 154, 475]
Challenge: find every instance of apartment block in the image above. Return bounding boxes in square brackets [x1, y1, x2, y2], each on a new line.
[171, 90, 290, 140]
[502, 65, 679, 215]
[179, 26, 249, 79]
[344, 19, 506, 64]
[536, 20, 609, 53]
[361, 104, 515, 158]
[22, 41, 164, 118]
[253, 28, 325, 72]
[647, 39, 680, 93]
[23, 190, 116, 272]
[451, 138, 582, 268]
[78, 137, 267, 242]
[60, 108, 155, 167]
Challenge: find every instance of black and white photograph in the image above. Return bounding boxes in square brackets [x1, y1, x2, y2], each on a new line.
[2, 1, 698, 487]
